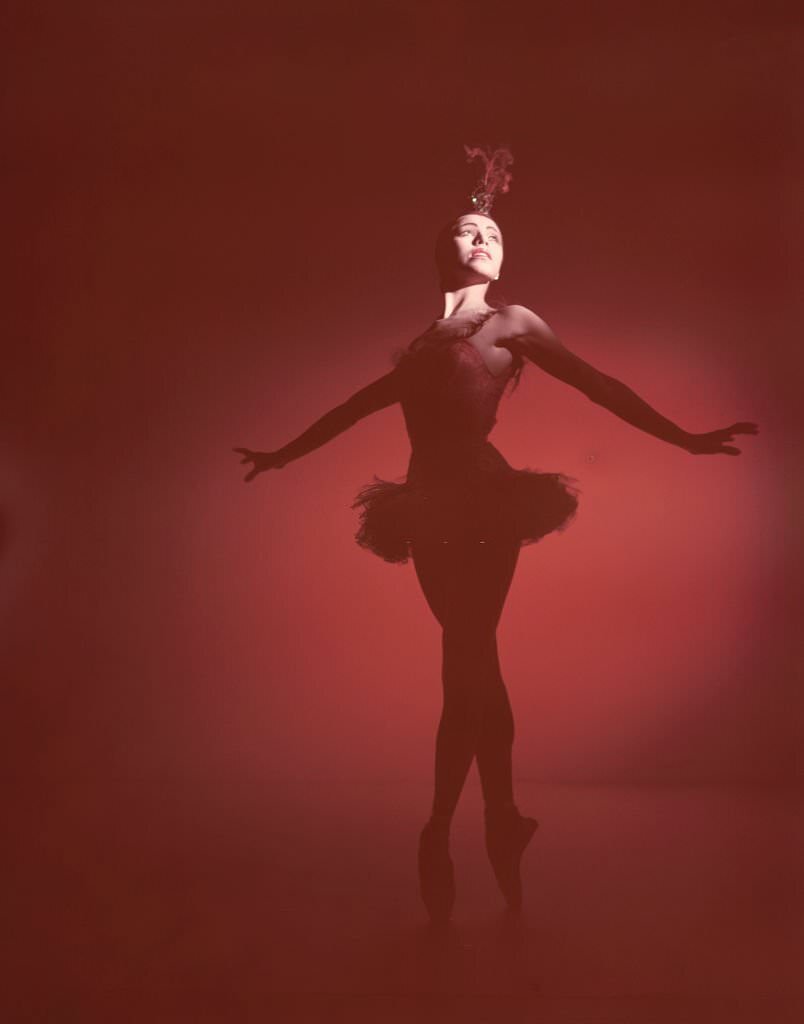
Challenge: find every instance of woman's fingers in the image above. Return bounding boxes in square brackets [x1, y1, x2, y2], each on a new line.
[712, 422, 758, 451]
[234, 447, 261, 470]
[234, 446, 259, 480]
[724, 421, 758, 437]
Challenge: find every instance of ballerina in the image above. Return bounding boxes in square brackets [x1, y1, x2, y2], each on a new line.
[234, 147, 758, 926]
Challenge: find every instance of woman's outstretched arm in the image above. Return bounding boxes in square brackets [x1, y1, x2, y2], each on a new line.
[234, 367, 401, 481]
[501, 305, 759, 455]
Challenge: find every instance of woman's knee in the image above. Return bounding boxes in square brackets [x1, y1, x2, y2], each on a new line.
[441, 683, 514, 743]
[483, 687, 515, 745]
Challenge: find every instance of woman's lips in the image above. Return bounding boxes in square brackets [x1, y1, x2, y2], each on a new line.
[470, 251, 491, 259]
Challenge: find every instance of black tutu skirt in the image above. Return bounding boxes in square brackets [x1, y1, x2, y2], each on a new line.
[351, 445, 580, 565]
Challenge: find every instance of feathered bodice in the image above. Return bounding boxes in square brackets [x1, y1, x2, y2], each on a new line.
[392, 311, 520, 480]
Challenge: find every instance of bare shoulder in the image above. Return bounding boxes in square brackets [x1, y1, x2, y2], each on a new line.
[494, 304, 607, 395]
[494, 304, 562, 354]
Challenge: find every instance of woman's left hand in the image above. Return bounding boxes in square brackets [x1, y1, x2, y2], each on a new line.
[233, 447, 287, 481]
[683, 421, 759, 455]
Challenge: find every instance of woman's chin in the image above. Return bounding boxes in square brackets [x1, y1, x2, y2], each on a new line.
[446, 271, 493, 288]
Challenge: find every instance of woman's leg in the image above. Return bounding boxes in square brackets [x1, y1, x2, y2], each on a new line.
[411, 538, 521, 823]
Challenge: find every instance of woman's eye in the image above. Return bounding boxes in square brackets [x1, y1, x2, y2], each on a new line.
[456, 229, 499, 243]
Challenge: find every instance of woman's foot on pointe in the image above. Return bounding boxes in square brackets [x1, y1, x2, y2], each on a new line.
[418, 815, 455, 925]
[484, 802, 539, 911]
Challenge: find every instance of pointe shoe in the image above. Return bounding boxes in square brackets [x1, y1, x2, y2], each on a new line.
[417, 817, 455, 924]
[484, 803, 539, 911]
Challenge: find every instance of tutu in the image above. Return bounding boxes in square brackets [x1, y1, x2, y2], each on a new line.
[351, 309, 581, 565]
[352, 446, 579, 564]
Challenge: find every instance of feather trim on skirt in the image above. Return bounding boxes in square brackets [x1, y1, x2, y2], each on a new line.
[351, 466, 580, 565]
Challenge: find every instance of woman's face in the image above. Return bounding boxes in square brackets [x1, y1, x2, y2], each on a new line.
[445, 213, 504, 284]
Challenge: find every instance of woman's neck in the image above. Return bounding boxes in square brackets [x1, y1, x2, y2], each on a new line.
[439, 284, 493, 320]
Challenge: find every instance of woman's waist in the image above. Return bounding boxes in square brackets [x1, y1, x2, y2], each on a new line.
[407, 439, 510, 479]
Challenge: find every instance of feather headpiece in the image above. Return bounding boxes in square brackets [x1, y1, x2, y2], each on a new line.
[464, 144, 514, 215]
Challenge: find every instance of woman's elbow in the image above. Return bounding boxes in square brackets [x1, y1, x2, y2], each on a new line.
[582, 373, 618, 406]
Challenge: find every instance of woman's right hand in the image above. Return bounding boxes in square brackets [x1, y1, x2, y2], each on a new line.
[232, 447, 287, 482]
[682, 421, 759, 456]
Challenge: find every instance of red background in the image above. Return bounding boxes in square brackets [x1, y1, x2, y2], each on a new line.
[4, 2, 802, 1019]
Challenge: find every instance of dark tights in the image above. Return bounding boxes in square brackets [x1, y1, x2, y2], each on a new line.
[411, 538, 521, 822]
